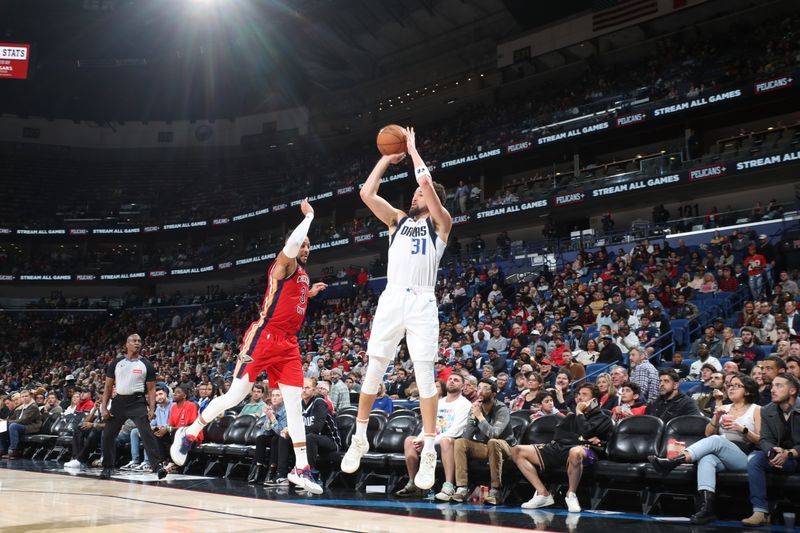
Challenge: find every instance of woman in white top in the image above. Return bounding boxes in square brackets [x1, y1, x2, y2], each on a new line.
[574, 338, 600, 366]
[648, 374, 761, 524]
[63, 392, 80, 415]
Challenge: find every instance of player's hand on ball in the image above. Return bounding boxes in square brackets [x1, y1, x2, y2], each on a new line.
[300, 198, 314, 217]
[308, 282, 328, 298]
[404, 127, 417, 154]
[385, 152, 406, 165]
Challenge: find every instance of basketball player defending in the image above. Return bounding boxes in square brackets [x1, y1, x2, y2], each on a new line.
[341, 127, 451, 490]
[170, 199, 328, 493]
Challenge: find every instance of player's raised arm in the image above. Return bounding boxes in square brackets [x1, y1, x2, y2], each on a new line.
[360, 153, 407, 230]
[274, 198, 314, 278]
[404, 127, 452, 239]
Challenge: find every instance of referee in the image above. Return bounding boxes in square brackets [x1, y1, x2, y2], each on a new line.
[100, 333, 166, 480]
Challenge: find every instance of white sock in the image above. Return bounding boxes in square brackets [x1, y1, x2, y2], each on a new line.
[422, 435, 435, 454]
[354, 418, 368, 440]
[186, 419, 204, 439]
[294, 445, 308, 470]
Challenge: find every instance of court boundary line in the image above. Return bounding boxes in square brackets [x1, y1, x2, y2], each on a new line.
[3, 488, 364, 533]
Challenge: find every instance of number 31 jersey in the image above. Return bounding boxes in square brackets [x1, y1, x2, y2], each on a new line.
[386, 216, 446, 289]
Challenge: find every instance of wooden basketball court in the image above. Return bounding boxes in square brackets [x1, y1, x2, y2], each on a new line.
[0, 469, 535, 532]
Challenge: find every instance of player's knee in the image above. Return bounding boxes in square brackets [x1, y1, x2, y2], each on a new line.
[360, 353, 390, 395]
[414, 360, 436, 397]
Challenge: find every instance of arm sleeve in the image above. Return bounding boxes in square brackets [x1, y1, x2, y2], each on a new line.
[682, 398, 701, 416]
[282, 214, 314, 259]
[759, 415, 777, 454]
[106, 358, 118, 381]
[143, 357, 157, 382]
[273, 406, 288, 432]
[460, 417, 477, 441]
[478, 405, 510, 439]
[17, 405, 37, 426]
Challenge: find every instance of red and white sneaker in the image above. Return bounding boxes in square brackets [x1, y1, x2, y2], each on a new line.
[170, 427, 196, 466]
[287, 466, 323, 495]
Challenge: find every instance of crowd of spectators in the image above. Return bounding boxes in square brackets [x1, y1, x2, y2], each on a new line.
[1, 7, 799, 522]
[1, 219, 799, 519]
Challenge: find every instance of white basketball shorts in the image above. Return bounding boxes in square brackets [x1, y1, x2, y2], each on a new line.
[366, 284, 439, 363]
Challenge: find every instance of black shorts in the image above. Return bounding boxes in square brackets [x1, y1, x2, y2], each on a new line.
[535, 442, 571, 472]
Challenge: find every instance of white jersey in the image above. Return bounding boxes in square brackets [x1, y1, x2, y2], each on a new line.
[387, 216, 446, 289]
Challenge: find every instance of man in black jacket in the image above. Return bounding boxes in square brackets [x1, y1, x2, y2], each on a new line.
[597, 335, 623, 365]
[275, 377, 340, 491]
[511, 382, 613, 513]
[646, 369, 700, 422]
[743, 373, 800, 526]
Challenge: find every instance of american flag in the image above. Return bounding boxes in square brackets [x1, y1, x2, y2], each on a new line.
[592, 0, 659, 32]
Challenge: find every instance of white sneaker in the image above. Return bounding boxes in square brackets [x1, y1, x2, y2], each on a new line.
[120, 461, 139, 470]
[170, 427, 195, 467]
[435, 481, 455, 502]
[340, 435, 369, 474]
[521, 491, 555, 509]
[414, 450, 437, 490]
[64, 459, 84, 469]
[450, 486, 470, 503]
[136, 461, 151, 471]
[565, 491, 581, 513]
[287, 466, 323, 495]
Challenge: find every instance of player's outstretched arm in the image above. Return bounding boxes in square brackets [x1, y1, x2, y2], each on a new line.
[404, 127, 452, 240]
[273, 198, 314, 278]
[360, 154, 406, 230]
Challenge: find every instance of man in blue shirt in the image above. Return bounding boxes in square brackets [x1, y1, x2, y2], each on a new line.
[122, 385, 172, 471]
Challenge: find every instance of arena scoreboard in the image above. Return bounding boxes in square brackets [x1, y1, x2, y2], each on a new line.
[0, 43, 31, 80]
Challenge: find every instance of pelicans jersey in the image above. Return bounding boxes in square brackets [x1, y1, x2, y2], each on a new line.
[368, 216, 446, 363]
[236, 261, 309, 386]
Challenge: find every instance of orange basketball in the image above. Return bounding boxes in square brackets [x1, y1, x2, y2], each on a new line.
[376, 124, 406, 156]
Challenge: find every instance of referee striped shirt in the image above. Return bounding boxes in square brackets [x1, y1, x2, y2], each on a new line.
[107, 355, 156, 395]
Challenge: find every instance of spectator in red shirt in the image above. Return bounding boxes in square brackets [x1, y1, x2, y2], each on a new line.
[168, 386, 201, 439]
[75, 388, 95, 413]
[744, 244, 767, 300]
[436, 359, 453, 383]
[549, 336, 569, 366]
[600, 263, 616, 282]
[331, 351, 350, 373]
[718, 266, 740, 293]
[357, 268, 369, 289]
[611, 381, 648, 421]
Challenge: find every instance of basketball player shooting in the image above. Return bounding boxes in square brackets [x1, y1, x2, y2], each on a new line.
[170, 199, 328, 494]
[341, 127, 451, 490]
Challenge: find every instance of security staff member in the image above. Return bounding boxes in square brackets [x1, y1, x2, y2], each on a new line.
[100, 333, 166, 480]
